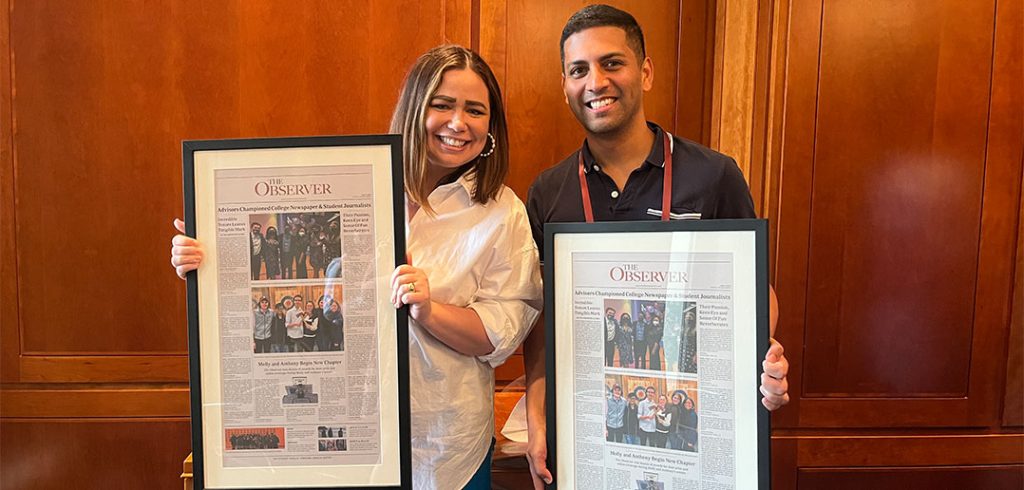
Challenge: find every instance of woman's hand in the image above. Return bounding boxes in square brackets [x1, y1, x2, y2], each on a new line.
[170, 218, 204, 279]
[390, 264, 433, 323]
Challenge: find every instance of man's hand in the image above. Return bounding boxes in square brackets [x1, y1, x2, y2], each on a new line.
[526, 428, 552, 489]
[760, 338, 790, 410]
[170, 218, 204, 279]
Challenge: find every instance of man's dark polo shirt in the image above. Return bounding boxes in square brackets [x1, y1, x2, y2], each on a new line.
[526, 122, 756, 259]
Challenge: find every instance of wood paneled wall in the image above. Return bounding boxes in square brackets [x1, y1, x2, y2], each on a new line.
[0, 1, 714, 487]
[736, 0, 1024, 485]
[3, 0, 1021, 488]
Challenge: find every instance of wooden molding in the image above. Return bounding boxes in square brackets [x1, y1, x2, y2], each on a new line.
[19, 355, 188, 383]
[1, 385, 189, 418]
[710, 0, 759, 178]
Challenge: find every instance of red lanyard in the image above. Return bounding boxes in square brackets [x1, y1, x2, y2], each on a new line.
[578, 132, 673, 223]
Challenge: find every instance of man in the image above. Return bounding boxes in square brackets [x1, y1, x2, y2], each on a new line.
[522, 5, 790, 486]
[249, 222, 265, 280]
[636, 387, 658, 447]
[285, 294, 305, 352]
[605, 384, 626, 443]
[623, 392, 640, 445]
[252, 296, 274, 354]
[604, 307, 618, 366]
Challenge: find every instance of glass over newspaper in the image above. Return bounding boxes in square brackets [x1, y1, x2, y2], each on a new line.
[552, 228, 763, 490]
[211, 164, 383, 468]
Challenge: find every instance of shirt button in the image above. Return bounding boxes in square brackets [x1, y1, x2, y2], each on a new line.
[611, 190, 620, 198]
[593, 164, 601, 172]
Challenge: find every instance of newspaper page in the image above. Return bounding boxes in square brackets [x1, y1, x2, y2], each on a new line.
[212, 165, 382, 468]
[570, 251, 737, 490]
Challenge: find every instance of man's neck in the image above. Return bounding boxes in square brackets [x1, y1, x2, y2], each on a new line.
[586, 118, 656, 175]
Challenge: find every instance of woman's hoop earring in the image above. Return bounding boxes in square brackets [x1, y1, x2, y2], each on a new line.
[479, 133, 497, 158]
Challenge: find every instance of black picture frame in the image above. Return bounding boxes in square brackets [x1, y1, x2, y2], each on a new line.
[183, 135, 411, 490]
[543, 219, 770, 489]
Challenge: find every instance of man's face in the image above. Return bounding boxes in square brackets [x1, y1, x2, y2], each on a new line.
[252, 223, 262, 234]
[613, 386, 622, 398]
[259, 299, 269, 310]
[646, 388, 655, 400]
[606, 308, 615, 319]
[294, 296, 303, 307]
[561, 26, 652, 136]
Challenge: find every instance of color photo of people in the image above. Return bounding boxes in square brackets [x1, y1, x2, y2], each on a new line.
[603, 299, 698, 374]
[249, 212, 342, 281]
[604, 374, 698, 452]
[224, 427, 285, 451]
[250, 285, 344, 354]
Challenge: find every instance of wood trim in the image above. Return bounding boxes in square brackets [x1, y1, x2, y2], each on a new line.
[477, 0, 506, 94]
[994, 0, 1024, 430]
[970, 0, 1024, 427]
[19, 355, 188, 383]
[776, 433, 1024, 467]
[444, 0, 474, 47]
[674, 0, 717, 145]
[709, 0, 759, 177]
[0, 0, 17, 384]
[1, 385, 189, 418]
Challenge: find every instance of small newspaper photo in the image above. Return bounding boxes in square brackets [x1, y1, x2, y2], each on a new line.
[212, 164, 383, 468]
[568, 251, 743, 490]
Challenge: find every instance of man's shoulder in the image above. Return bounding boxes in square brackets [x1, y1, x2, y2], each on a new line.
[529, 151, 579, 195]
[672, 135, 737, 169]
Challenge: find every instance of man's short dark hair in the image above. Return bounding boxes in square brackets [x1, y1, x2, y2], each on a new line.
[560, 4, 646, 64]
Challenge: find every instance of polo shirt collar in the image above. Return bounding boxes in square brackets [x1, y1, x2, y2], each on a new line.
[579, 122, 668, 174]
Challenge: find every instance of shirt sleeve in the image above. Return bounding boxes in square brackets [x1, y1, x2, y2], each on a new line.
[469, 202, 543, 368]
[525, 181, 546, 266]
[715, 156, 757, 219]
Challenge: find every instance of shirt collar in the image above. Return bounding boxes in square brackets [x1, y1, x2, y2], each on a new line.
[580, 122, 668, 174]
[431, 164, 477, 200]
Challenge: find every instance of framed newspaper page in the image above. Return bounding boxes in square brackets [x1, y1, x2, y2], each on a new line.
[544, 220, 770, 490]
[183, 135, 411, 489]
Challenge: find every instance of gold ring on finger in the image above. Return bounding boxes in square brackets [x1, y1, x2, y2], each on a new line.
[407, 282, 416, 293]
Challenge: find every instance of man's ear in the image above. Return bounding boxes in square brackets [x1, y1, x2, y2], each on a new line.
[561, 71, 569, 104]
[642, 56, 654, 92]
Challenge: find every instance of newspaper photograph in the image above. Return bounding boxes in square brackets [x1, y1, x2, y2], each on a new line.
[571, 251, 738, 490]
[213, 165, 382, 468]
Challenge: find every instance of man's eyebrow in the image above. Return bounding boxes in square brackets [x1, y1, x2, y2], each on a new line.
[566, 52, 629, 66]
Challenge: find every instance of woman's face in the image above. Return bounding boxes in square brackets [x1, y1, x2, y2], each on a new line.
[658, 395, 667, 408]
[330, 301, 340, 312]
[424, 68, 491, 172]
[672, 393, 682, 405]
[306, 301, 315, 311]
[684, 398, 694, 410]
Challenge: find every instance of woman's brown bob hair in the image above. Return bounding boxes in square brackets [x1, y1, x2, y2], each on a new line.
[389, 45, 509, 213]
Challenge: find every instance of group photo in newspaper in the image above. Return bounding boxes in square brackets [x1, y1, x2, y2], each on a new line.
[213, 164, 384, 468]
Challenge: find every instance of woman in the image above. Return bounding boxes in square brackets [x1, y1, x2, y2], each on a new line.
[654, 394, 672, 448]
[386, 45, 540, 489]
[647, 314, 664, 371]
[270, 302, 288, 353]
[615, 312, 634, 368]
[679, 395, 699, 452]
[667, 392, 686, 450]
[324, 298, 344, 351]
[300, 300, 319, 352]
[170, 45, 540, 489]
[293, 225, 309, 279]
[309, 224, 326, 279]
[263, 226, 282, 279]
[313, 296, 331, 352]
